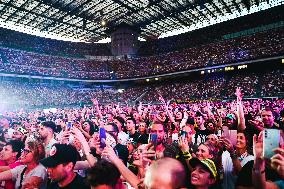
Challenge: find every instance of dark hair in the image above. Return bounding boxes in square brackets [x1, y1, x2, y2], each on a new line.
[127, 118, 136, 126]
[6, 140, 25, 159]
[41, 121, 58, 133]
[237, 130, 253, 155]
[108, 122, 119, 133]
[87, 159, 120, 188]
[83, 120, 96, 136]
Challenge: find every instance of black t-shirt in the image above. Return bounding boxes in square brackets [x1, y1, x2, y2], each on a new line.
[114, 143, 129, 165]
[236, 160, 282, 187]
[48, 174, 90, 189]
[129, 131, 140, 143]
[193, 128, 211, 145]
[137, 133, 148, 144]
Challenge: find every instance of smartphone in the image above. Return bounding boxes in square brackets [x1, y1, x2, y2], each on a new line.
[263, 129, 280, 159]
[172, 133, 179, 143]
[149, 133, 158, 151]
[181, 130, 187, 139]
[99, 128, 107, 148]
[228, 130, 237, 146]
[66, 121, 73, 130]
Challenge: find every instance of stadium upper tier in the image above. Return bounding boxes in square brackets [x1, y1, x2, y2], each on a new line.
[0, 27, 283, 80]
[0, 69, 283, 109]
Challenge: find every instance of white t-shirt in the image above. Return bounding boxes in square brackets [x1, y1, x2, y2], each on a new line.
[11, 164, 47, 189]
[222, 151, 254, 189]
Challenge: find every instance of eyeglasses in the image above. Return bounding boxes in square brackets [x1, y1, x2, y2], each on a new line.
[107, 130, 117, 133]
[21, 149, 32, 154]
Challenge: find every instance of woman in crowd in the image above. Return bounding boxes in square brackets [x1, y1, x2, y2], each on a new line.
[221, 131, 254, 189]
[79, 120, 97, 141]
[0, 141, 47, 189]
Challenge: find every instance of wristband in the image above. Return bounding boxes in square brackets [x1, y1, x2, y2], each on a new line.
[182, 151, 192, 160]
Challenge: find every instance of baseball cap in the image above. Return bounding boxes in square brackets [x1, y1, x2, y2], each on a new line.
[17, 127, 28, 135]
[226, 114, 236, 120]
[189, 158, 218, 179]
[40, 144, 80, 168]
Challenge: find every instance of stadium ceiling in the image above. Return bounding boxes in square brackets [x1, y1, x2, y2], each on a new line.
[0, 0, 282, 42]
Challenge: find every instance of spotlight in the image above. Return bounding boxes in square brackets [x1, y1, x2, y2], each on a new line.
[101, 20, 106, 26]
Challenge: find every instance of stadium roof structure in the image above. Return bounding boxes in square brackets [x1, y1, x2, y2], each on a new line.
[0, 0, 283, 43]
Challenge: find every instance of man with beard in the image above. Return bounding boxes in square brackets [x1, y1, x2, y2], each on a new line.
[149, 123, 167, 158]
[38, 121, 58, 157]
[40, 144, 90, 189]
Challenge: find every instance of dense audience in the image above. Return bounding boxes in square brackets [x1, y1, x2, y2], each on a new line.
[0, 28, 112, 58]
[0, 86, 283, 189]
[1, 28, 283, 79]
[0, 7, 283, 188]
[0, 69, 283, 110]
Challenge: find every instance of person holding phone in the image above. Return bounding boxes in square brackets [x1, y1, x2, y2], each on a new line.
[252, 134, 284, 189]
[221, 131, 254, 189]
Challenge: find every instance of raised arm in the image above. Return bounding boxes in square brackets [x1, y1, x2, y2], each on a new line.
[91, 98, 103, 120]
[102, 146, 140, 189]
[236, 87, 246, 131]
[0, 170, 12, 181]
[72, 127, 98, 167]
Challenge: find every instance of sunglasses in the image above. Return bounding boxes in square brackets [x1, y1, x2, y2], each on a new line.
[21, 149, 32, 154]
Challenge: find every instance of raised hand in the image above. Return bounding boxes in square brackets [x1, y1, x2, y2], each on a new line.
[235, 87, 243, 100]
[271, 148, 284, 177]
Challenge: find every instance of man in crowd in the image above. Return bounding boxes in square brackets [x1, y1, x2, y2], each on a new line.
[40, 143, 90, 189]
[144, 158, 186, 189]
[150, 123, 167, 158]
[0, 140, 24, 189]
[87, 159, 121, 189]
[261, 107, 279, 129]
[104, 122, 129, 165]
[193, 112, 211, 145]
[126, 118, 140, 143]
[38, 121, 58, 156]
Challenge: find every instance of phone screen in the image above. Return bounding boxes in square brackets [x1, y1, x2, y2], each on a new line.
[99, 128, 107, 148]
[66, 121, 72, 129]
[263, 129, 280, 159]
[228, 130, 237, 146]
[149, 133, 158, 151]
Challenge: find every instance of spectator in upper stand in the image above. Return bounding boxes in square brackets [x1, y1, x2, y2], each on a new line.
[40, 143, 90, 189]
[38, 121, 58, 157]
